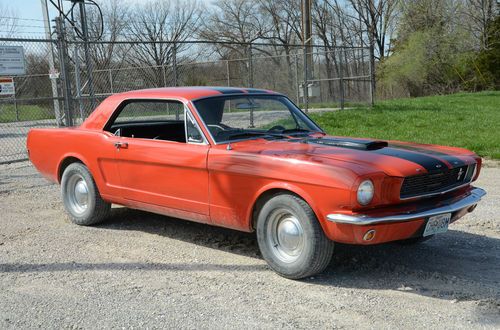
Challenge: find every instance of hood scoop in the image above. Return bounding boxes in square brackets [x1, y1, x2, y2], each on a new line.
[305, 138, 388, 151]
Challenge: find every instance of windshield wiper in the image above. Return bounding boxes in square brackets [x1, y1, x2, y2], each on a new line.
[280, 128, 317, 136]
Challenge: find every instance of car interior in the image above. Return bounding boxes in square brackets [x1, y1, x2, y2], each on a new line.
[105, 100, 189, 143]
[110, 121, 187, 142]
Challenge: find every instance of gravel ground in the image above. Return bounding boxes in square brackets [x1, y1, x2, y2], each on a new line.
[0, 161, 498, 329]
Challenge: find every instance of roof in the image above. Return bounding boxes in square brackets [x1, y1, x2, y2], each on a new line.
[80, 86, 280, 130]
[118, 86, 279, 101]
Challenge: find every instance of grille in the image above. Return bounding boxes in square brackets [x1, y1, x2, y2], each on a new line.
[400, 164, 474, 199]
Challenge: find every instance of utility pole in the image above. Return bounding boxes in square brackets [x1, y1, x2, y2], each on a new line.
[367, 0, 376, 107]
[74, 0, 96, 109]
[301, 0, 313, 112]
[40, 0, 62, 126]
[301, 0, 313, 81]
[54, 16, 73, 127]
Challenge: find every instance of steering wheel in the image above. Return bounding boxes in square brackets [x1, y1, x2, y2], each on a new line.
[267, 125, 286, 132]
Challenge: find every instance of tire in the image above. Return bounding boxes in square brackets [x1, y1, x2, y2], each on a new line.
[256, 194, 334, 279]
[396, 235, 434, 245]
[61, 162, 110, 226]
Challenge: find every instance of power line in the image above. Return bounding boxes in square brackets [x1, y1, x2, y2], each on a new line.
[0, 31, 48, 35]
[0, 16, 45, 22]
[9, 24, 47, 29]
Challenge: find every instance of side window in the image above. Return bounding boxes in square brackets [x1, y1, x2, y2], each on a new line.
[107, 100, 186, 143]
[113, 101, 183, 123]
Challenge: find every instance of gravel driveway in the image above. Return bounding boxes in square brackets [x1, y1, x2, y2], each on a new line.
[0, 161, 498, 329]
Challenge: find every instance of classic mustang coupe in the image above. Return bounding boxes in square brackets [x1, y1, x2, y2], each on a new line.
[27, 87, 486, 279]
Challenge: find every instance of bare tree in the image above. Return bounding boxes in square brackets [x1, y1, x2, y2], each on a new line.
[199, 0, 270, 58]
[258, 0, 302, 89]
[84, 0, 129, 70]
[346, 0, 398, 60]
[259, 0, 302, 51]
[0, 3, 18, 38]
[125, 0, 204, 86]
[313, 0, 371, 98]
[463, 0, 497, 49]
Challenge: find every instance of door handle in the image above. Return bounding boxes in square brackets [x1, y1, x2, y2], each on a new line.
[114, 141, 128, 149]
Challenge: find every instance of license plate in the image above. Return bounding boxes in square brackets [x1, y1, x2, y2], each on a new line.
[423, 213, 451, 237]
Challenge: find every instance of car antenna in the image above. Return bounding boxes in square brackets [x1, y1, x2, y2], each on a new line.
[227, 142, 233, 151]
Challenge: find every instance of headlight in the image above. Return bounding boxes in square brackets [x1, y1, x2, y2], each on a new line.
[357, 180, 374, 206]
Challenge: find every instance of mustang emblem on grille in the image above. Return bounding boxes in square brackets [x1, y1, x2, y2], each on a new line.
[457, 168, 464, 181]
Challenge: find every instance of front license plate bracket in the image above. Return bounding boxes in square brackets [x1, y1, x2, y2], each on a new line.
[423, 213, 451, 237]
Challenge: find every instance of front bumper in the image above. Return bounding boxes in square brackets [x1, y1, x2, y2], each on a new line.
[327, 187, 486, 226]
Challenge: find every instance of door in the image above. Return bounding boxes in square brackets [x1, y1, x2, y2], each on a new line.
[108, 99, 210, 219]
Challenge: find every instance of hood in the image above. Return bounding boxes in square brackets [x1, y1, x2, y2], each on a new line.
[226, 135, 478, 177]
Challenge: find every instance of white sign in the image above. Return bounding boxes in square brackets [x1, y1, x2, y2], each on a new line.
[0, 46, 26, 75]
[49, 69, 60, 79]
[0, 77, 15, 95]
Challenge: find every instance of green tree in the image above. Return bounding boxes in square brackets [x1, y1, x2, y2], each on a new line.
[378, 0, 476, 97]
[475, 15, 500, 89]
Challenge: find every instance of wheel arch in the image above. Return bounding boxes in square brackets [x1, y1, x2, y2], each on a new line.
[57, 154, 90, 183]
[248, 183, 321, 232]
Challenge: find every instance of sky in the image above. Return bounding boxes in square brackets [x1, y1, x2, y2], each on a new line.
[0, 0, 213, 37]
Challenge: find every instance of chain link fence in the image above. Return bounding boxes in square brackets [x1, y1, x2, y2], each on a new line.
[0, 36, 372, 164]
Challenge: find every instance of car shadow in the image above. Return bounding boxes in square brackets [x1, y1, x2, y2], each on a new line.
[93, 207, 500, 302]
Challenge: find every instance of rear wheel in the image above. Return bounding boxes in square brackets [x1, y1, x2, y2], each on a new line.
[61, 162, 110, 226]
[256, 194, 334, 279]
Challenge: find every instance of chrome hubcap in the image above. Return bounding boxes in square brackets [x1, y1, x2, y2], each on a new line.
[267, 210, 304, 263]
[67, 175, 89, 214]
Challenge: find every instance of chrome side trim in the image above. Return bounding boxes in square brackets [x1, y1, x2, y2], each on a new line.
[327, 187, 486, 225]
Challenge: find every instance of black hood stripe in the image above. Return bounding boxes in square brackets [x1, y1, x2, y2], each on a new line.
[372, 147, 449, 171]
[389, 143, 467, 167]
[302, 137, 461, 171]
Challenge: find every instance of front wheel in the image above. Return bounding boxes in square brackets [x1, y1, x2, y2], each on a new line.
[256, 194, 334, 279]
[61, 162, 110, 226]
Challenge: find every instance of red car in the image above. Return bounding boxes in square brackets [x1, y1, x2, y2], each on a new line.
[27, 87, 486, 279]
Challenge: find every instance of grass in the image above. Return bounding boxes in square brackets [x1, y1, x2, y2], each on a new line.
[0, 104, 55, 123]
[308, 91, 500, 159]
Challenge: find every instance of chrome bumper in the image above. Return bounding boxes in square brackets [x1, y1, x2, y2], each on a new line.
[326, 187, 486, 226]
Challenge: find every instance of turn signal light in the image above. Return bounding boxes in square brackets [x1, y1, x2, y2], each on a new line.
[363, 229, 376, 241]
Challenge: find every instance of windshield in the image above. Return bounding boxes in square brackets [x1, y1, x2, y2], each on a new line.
[192, 95, 322, 143]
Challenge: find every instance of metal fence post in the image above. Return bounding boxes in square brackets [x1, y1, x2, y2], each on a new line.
[367, 46, 374, 107]
[303, 45, 309, 113]
[226, 60, 230, 86]
[247, 43, 254, 127]
[247, 44, 254, 88]
[73, 45, 85, 123]
[172, 42, 178, 87]
[162, 65, 167, 87]
[294, 53, 300, 104]
[339, 48, 345, 110]
[13, 94, 19, 121]
[109, 69, 114, 93]
[55, 16, 73, 127]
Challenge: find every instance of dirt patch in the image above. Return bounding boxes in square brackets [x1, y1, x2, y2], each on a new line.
[0, 161, 498, 328]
